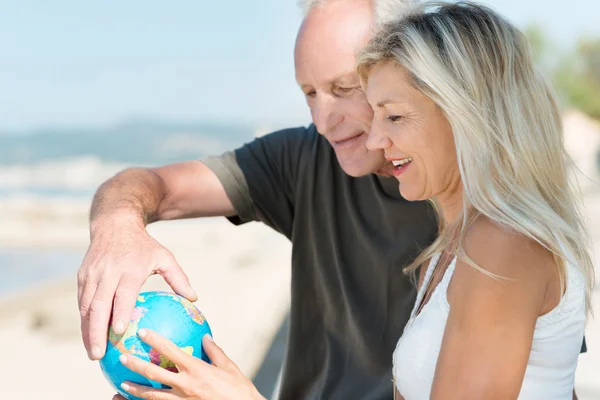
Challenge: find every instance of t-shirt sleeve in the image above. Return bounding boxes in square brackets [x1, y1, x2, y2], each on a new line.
[202, 126, 313, 238]
[201, 151, 257, 225]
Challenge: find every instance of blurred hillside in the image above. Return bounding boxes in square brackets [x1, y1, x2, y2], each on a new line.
[526, 25, 600, 121]
[0, 121, 254, 166]
[0, 121, 262, 198]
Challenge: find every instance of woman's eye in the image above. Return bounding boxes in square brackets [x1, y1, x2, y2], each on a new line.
[387, 115, 403, 122]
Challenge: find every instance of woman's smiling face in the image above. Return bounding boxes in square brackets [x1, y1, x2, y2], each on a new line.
[364, 62, 461, 203]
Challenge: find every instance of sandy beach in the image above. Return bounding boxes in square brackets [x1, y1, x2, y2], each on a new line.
[0, 218, 292, 399]
[1, 110, 599, 399]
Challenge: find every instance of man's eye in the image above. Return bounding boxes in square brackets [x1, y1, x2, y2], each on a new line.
[387, 115, 403, 122]
[335, 86, 357, 96]
[305, 90, 316, 98]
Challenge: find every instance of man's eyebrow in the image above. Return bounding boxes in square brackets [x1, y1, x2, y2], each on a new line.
[332, 74, 360, 85]
[297, 74, 359, 89]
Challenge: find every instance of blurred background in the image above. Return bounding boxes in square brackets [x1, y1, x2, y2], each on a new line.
[0, 0, 599, 399]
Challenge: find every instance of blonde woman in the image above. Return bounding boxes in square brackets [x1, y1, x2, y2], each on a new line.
[357, 2, 594, 399]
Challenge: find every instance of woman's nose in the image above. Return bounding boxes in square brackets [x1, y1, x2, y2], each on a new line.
[366, 120, 392, 151]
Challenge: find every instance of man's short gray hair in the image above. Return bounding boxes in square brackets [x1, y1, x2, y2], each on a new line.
[298, 0, 419, 27]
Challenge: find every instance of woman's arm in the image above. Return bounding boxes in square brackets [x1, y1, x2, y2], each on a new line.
[431, 218, 559, 400]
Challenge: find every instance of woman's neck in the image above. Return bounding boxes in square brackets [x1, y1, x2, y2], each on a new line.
[436, 184, 464, 225]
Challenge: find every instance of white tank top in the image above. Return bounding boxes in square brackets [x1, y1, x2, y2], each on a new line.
[393, 253, 587, 400]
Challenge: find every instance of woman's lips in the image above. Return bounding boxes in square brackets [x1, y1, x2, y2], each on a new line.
[392, 160, 412, 176]
[388, 157, 413, 177]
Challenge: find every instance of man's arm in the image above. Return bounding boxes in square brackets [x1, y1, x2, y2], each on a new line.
[91, 161, 236, 224]
[79, 161, 235, 360]
[80, 125, 312, 361]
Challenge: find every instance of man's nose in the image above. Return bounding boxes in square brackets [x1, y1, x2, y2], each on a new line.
[312, 95, 343, 135]
[366, 120, 392, 151]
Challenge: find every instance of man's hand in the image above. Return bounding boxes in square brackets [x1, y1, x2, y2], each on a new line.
[78, 215, 197, 360]
[112, 329, 265, 400]
[79, 162, 234, 361]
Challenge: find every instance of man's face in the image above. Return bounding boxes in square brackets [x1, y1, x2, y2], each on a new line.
[294, 0, 393, 177]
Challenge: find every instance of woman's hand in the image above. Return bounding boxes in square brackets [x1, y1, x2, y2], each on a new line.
[113, 329, 265, 400]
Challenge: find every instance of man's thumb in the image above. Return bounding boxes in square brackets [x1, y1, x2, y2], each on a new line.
[157, 254, 198, 302]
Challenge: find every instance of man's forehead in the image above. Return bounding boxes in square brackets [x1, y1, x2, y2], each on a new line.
[294, 1, 373, 85]
[295, 52, 360, 86]
[296, 2, 373, 49]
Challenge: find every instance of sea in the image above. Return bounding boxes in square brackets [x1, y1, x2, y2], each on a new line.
[0, 120, 260, 298]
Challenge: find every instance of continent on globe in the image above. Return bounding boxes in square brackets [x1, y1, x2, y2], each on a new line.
[100, 291, 212, 400]
[149, 346, 194, 373]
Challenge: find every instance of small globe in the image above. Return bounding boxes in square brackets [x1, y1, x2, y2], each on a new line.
[100, 291, 212, 400]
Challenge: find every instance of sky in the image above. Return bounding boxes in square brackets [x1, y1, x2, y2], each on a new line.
[1, 0, 599, 132]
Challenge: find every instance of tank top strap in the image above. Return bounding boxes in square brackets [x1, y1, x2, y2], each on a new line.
[410, 252, 443, 320]
[436, 256, 458, 310]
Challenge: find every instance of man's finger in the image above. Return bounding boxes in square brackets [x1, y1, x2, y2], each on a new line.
[80, 316, 92, 357]
[155, 254, 197, 302]
[120, 352, 179, 388]
[112, 394, 126, 400]
[78, 274, 99, 356]
[76, 267, 86, 306]
[87, 274, 120, 360]
[202, 334, 236, 371]
[111, 274, 145, 335]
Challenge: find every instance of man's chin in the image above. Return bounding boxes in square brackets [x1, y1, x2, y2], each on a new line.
[374, 163, 394, 177]
[337, 158, 390, 177]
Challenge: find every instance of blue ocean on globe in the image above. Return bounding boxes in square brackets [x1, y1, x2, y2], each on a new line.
[99, 291, 213, 400]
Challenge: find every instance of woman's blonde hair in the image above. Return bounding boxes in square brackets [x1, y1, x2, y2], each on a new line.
[357, 1, 595, 310]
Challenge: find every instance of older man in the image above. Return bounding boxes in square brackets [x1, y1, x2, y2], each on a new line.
[80, 1, 588, 398]
[79, 0, 493, 399]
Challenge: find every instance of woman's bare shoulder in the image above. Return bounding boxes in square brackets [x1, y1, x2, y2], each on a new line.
[462, 216, 556, 281]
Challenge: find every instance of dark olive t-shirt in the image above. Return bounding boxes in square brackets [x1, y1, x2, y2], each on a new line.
[203, 124, 438, 400]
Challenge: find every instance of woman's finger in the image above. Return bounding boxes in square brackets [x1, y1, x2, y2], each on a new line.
[137, 329, 194, 370]
[119, 354, 179, 388]
[202, 334, 237, 371]
[121, 381, 177, 400]
[112, 394, 126, 400]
